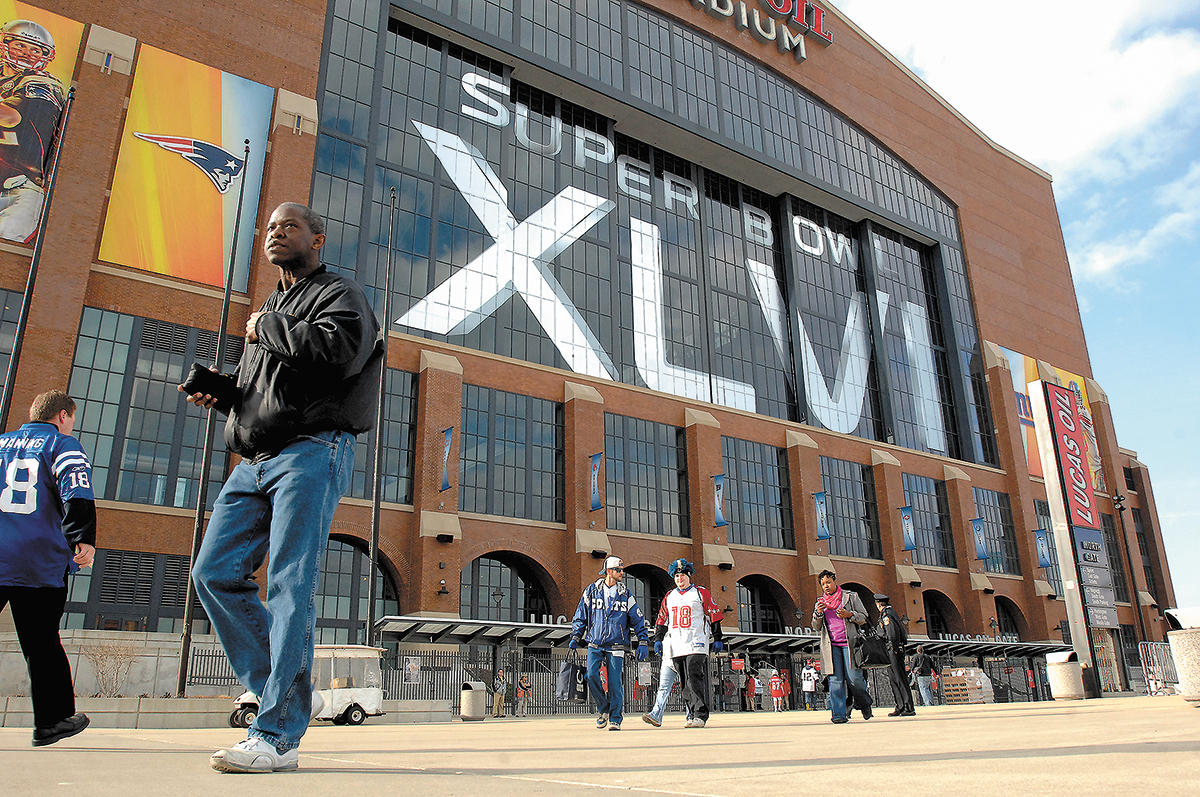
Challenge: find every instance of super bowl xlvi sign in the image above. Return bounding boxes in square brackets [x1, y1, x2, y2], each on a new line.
[687, 0, 835, 62]
[401, 72, 947, 448]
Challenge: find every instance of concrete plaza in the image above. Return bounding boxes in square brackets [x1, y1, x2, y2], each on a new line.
[1, 696, 1196, 796]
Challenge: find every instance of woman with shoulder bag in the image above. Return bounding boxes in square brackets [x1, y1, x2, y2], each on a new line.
[811, 570, 873, 724]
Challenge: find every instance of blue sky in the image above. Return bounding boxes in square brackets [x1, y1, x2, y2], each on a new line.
[834, 0, 1200, 610]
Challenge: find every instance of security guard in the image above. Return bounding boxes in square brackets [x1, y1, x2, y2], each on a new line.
[875, 594, 914, 717]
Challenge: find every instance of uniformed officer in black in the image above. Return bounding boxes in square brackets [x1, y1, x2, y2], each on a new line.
[875, 594, 914, 717]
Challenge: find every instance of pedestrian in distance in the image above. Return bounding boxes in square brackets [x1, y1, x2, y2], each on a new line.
[769, 670, 785, 712]
[517, 673, 531, 717]
[492, 668, 507, 718]
[911, 645, 937, 706]
[875, 594, 915, 717]
[811, 569, 873, 724]
[569, 556, 650, 731]
[183, 203, 382, 773]
[0, 390, 96, 747]
[646, 558, 723, 728]
[800, 660, 819, 710]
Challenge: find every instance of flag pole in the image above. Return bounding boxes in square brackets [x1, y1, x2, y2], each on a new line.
[366, 187, 398, 647]
[176, 139, 252, 696]
[0, 86, 76, 429]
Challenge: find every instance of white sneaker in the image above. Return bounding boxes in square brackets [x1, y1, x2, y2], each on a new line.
[685, 718, 706, 728]
[210, 737, 299, 773]
[310, 691, 325, 722]
[596, 713, 609, 729]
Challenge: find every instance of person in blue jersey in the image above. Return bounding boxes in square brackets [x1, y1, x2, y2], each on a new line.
[0, 390, 96, 747]
[180, 203, 382, 774]
[569, 556, 650, 731]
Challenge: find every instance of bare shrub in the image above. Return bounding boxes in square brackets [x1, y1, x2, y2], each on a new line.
[80, 641, 139, 697]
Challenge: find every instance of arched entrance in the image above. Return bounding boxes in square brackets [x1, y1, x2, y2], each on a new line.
[737, 575, 785, 633]
[316, 538, 399, 645]
[459, 552, 552, 623]
[625, 564, 671, 620]
[922, 590, 965, 639]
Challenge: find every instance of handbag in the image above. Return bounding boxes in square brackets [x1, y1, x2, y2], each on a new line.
[851, 626, 891, 669]
[555, 651, 588, 702]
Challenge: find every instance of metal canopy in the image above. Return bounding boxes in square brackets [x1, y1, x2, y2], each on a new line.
[375, 615, 1070, 659]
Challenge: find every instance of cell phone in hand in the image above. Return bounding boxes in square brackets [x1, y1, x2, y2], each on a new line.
[180, 362, 238, 413]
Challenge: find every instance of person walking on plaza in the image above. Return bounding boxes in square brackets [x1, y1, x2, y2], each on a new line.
[517, 673, 531, 717]
[0, 390, 96, 747]
[650, 558, 724, 728]
[642, 657, 688, 727]
[812, 569, 873, 724]
[911, 645, 937, 706]
[744, 672, 757, 711]
[769, 670, 785, 712]
[875, 594, 914, 717]
[184, 203, 382, 773]
[800, 660, 819, 710]
[492, 668, 508, 718]
[570, 556, 650, 731]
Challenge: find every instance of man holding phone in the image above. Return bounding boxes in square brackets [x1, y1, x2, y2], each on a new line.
[181, 203, 381, 773]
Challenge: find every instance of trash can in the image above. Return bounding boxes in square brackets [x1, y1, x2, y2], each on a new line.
[460, 681, 487, 721]
[1168, 627, 1200, 704]
[1045, 651, 1084, 700]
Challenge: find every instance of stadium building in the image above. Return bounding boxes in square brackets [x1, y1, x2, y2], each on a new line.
[0, 0, 1178, 699]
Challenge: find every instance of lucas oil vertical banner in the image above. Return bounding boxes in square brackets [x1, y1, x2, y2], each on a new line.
[900, 506, 916, 551]
[0, 3, 84, 245]
[99, 45, 273, 291]
[814, 491, 829, 540]
[590, 452, 602, 511]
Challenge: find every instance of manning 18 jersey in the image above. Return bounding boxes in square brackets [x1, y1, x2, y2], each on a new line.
[0, 422, 94, 588]
[656, 584, 723, 659]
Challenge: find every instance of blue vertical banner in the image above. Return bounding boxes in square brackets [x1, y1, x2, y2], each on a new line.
[900, 506, 916, 551]
[713, 474, 727, 527]
[814, 491, 830, 540]
[440, 427, 453, 492]
[590, 452, 603, 511]
[1034, 528, 1053, 568]
[971, 517, 987, 560]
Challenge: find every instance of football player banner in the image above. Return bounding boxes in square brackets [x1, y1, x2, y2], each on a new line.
[1034, 528, 1053, 569]
[99, 45, 273, 291]
[713, 474, 726, 527]
[0, 4, 84, 245]
[813, 491, 830, 540]
[899, 505, 916, 551]
[971, 517, 988, 560]
[590, 452, 602, 511]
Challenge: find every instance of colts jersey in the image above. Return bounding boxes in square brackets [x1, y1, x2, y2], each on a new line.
[656, 584, 723, 659]
[0, 422, 94, 588]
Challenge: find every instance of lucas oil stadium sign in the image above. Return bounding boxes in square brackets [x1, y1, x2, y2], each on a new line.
[687, 0, 835, 62]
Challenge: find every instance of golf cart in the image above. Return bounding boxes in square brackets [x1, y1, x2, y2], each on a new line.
[228, 644, 386, 728]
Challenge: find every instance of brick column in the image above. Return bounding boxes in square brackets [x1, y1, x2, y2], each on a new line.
[562, 382, 609, 607]
[684, 409, 735, 614]
[787, 430, 822, 627]
[944, 467, 989, 635]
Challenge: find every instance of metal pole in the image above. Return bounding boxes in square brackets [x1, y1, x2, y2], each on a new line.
[0, 87, 76, 429]
[175, 140, 253, 696]
[366, 187, 398, 646]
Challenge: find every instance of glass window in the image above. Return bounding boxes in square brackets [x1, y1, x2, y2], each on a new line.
[1100, 512, 1131, 604]
[604, 412, 689, 538]
[721, 436, 793, 549]
[315, 538, 400, 645]
[1033, 500, 1064, 597]
[1131, 508, 1158, 603]
[459, 554, 550, 623]
[0, 287, 21, 395]
[737, 579, 782, 634]
[819, 456, 881, 560]
[902, 473, 955, 568]
[972, 487, 1020, 576]
[459, 384, 564, 522]
[68, 308, 239, 509]
[347, 368, 418, 503]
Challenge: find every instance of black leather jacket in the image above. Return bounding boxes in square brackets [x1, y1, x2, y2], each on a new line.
[224, 266, 382, 460]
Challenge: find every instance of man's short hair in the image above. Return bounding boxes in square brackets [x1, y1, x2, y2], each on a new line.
[282, 203, 326, 236]
[817, 569, 837, 581]
[917, 645, 926, 654]
[29, 390, 75, 422]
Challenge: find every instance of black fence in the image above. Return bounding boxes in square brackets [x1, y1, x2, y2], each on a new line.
[189, 645, 1052, 713]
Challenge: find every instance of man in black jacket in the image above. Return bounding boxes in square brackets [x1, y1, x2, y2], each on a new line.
[875, 593, 914, 717]
[183, 203, 381, 773]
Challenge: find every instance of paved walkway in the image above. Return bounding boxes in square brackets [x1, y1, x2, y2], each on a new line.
[2, 696, 1196, 796]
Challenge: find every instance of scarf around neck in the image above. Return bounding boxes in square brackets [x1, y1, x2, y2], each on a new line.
[819, 586, 843, 612]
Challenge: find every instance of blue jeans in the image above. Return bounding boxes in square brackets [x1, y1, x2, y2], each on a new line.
[194, 431, 355, 751]
[917, 674, 936, 706]
[828, 644, 871, 721]
[648, 660, 681, 723]
[586, 647, 625, 725]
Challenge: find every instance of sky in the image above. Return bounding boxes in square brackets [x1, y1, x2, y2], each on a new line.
[832, 0, 1200, 611]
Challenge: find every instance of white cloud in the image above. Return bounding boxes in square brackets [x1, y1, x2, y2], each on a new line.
[835, 0, 1200, 183]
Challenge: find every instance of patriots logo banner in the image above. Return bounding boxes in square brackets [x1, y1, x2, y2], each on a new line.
[99, 45, 273, 290]
[132, 134, 245, 193]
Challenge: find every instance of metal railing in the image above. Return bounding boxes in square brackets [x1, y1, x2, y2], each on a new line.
[1139, 641, 1178, 695]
